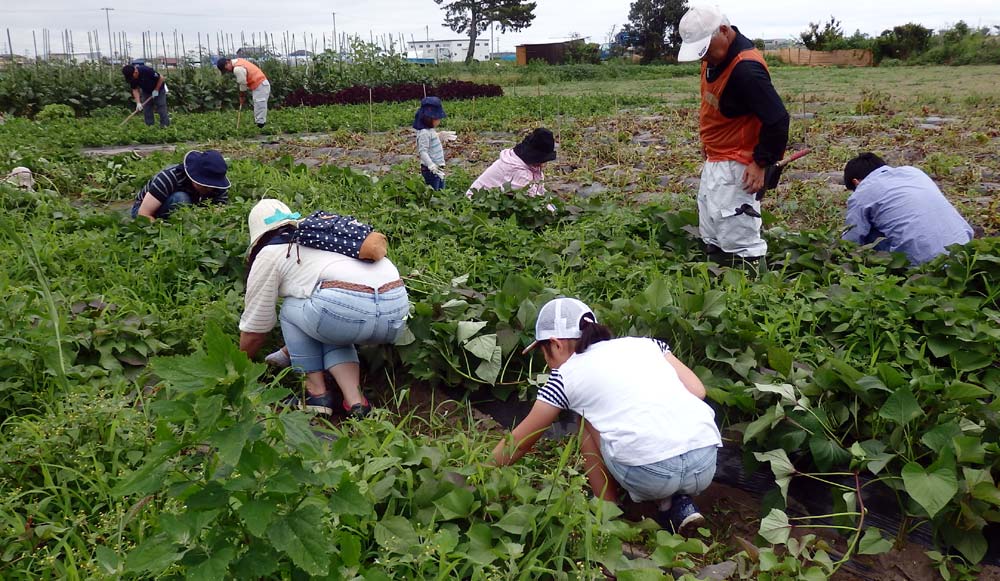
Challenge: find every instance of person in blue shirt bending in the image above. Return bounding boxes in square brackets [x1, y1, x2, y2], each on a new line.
[122, 63, 169, 127]
[841, 153, 973, 265]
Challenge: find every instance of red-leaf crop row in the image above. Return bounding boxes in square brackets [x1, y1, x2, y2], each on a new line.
[283, 80, 503, 107]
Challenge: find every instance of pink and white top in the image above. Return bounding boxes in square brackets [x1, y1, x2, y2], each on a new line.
[466, 148, 545, 199]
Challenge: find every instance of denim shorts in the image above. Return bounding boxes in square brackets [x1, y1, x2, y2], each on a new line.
[278, 284, 409, 373]
[601, 443, 718, 503]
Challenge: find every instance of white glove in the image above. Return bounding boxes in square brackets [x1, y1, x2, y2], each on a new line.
[151, 90, 160, 98]
[439, 130, 457, 142]
[431, 164, 446, 179]
[135, 102, 143, 112]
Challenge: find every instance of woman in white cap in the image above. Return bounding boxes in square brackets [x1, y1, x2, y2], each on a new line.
[238, 199, 409, 418]
[491, 297, 721, 534]
[131, 150, 230, 221]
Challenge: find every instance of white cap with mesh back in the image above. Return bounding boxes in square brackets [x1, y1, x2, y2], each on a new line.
[522, 297, 597, 354]
[677, 5, 725, 62]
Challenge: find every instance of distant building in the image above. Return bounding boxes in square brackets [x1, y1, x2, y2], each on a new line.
[761, 38, 799, 50]
[515, 39, 586, 65]
[406, 39, 491, 63]
[45, 52, 99, 64]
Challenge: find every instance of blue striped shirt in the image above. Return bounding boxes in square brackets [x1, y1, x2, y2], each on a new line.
[135, 164, 228, 206]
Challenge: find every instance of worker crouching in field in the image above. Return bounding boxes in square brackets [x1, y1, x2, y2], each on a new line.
[122, 63, 170, 127]
[131, 150, 229, 221]
[466, 128, 556, 198]
[491, 298, 722, 535]
[238, 199, 409, 419]
[217, 57, 271, 128]
[677, 5, 789, 271]
[841, 153, 974, 265]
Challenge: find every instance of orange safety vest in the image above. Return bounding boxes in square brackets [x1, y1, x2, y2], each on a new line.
[233, 58, 267, 91]
[699, 49, 768, 166]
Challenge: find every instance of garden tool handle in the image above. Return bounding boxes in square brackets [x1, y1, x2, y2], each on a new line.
[119, 96, 155, 127]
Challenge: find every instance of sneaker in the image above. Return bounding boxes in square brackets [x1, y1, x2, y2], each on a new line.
[656, 495, 704, 535]
[343, 397, 372, 419]
[284, 391, 335, 415]
[264, 348, 291, 368]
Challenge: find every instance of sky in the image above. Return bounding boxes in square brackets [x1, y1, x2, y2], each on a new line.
[2, 0, 999, 58]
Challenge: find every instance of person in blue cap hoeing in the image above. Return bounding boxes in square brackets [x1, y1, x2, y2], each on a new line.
[412, 96, 456, 190]
[131, 150, 230, 221]
[122, 63, 169, 127]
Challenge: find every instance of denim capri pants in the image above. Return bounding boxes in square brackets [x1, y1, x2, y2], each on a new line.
[600, 442, 718, 503]
[279, 284, 409, 373]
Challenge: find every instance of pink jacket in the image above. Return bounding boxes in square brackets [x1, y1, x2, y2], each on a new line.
[466, 149, 545, 198]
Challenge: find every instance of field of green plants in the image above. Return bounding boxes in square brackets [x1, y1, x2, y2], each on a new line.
[2, 63, 999, 579]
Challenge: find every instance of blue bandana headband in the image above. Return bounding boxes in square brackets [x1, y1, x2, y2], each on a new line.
[263, 208, 301, 225]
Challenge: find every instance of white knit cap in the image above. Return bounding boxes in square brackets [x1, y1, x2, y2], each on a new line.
[247, 198, 299, 253]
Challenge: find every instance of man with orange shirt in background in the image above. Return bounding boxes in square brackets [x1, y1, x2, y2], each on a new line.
[216, 57, 271, 128]
[677, 5, 789, 270]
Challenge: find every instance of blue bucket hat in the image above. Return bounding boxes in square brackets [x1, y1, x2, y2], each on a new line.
[412, 96, 446, 129]
[183, 150, 230, 189]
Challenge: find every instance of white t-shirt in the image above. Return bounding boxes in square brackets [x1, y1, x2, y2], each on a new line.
[536, 337, 722, 466]
[239, 244, 400, 333]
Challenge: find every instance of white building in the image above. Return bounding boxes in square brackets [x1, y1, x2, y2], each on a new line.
[407, 39, 490, 63]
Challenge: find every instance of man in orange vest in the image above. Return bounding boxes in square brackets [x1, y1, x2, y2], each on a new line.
[677, 5, 789, 269]
[217, 57, 271, 128]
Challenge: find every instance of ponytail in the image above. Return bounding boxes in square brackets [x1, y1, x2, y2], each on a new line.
[575, 314, 613, 354]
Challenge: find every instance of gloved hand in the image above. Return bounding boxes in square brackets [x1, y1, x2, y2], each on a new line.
[439, 130, 457, 142]
[431, 164, 446, 179]
[151, 90, 160, 98]
[135, 102, 143, 112]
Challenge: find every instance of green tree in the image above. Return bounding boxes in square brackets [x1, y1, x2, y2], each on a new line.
[434, 0, 537, 64]
[873, 23, 933, 61]
[624, 0, 688, 63]
[800, 16, 846, 50]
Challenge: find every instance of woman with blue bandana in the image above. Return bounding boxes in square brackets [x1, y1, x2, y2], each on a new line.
[238, 199, 409, 419]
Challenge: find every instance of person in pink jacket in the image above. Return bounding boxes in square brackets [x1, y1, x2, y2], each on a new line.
[466, 128, 556, 198]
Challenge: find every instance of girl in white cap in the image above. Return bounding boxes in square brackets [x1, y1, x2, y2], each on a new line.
[491, 297, 721, 534]
[238, 199, 409, 418]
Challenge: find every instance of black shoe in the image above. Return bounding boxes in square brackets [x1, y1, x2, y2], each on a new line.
[343, 397, 372, 419]
[667, 495, 705, 535]
[257, 123, 265, 128]
[284, 391, 335, 415]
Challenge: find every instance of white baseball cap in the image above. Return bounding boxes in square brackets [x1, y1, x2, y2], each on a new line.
[522, 297, 597, 354]
[677, 5, 725, 62]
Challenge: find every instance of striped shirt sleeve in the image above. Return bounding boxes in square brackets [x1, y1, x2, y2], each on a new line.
[239, 249, 282, 333]
[536, 369, 569, 410]
[142, 166, 183, 203]
[652, 338, 671, 355]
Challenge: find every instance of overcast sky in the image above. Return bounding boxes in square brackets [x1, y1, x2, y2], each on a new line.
[2, 0, 999, 57]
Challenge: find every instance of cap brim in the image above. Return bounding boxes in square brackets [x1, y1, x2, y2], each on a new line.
[521, 340, 541, 355]
[677, 36, 711, 62]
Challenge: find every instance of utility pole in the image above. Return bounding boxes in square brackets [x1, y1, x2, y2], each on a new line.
[331, 13, 337, 54]
[101, 8, 114, 61]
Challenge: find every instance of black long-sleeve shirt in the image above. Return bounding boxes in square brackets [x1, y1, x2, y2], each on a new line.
[705, 29, 789, 167]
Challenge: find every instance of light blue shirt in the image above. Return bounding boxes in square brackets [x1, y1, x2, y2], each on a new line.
[842, 165, 973, 265]
[415, 128, 444, 168]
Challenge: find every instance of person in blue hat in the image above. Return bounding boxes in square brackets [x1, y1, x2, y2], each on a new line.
[131, 150, 230, 221]
[412, 96, 455, 191]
